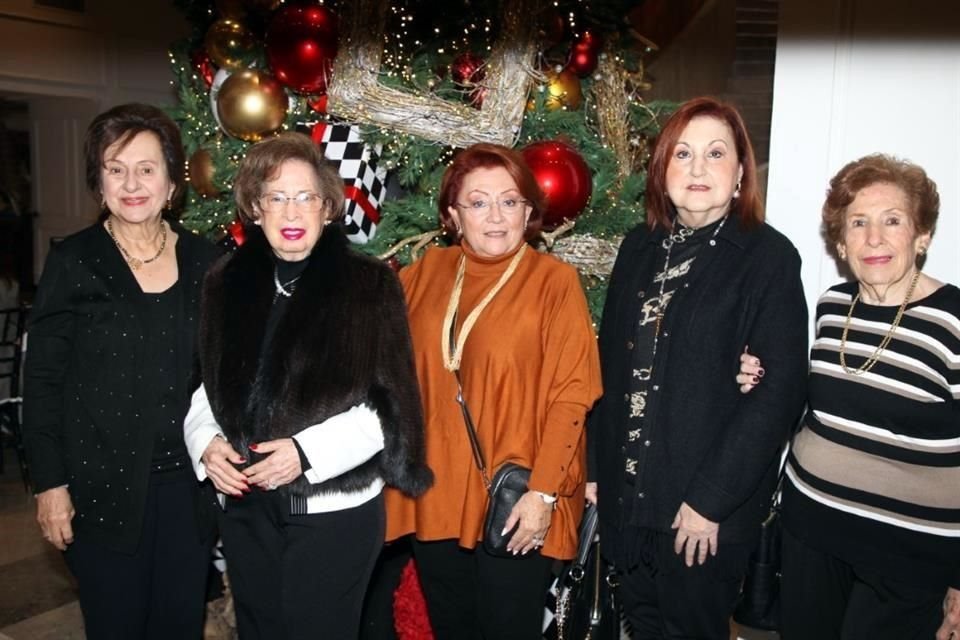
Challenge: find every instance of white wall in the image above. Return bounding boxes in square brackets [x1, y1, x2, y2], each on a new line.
[767, 0, 960, 327]
[0, 0, 188, 277]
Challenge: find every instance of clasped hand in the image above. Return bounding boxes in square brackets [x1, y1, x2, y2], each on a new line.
[201, 436, 301, 495]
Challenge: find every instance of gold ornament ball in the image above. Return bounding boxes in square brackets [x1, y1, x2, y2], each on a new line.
[204, 18, 255, 70]
[216, 70, 288, 142]
[188, 148, 220, 198]
[544, 69, 583, 111]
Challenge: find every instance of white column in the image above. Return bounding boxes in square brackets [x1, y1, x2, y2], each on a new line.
[767, 0, 960, 331]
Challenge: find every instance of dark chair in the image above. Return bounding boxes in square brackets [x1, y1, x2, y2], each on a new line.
[0, 304, 29, 491]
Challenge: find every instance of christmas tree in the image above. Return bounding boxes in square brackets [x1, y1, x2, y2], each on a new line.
[168, 0, 674, 318]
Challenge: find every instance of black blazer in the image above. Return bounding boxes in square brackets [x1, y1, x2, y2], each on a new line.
[588, 218, 809, 544]
[23, 221, 218, 553]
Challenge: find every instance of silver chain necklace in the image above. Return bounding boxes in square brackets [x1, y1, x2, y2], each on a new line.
[273, 266, 302, 298]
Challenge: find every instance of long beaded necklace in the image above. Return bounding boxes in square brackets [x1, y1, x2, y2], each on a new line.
[106, 217, 167, 270]
[651, 215, 728, 340]
[838, 269, 921, 375]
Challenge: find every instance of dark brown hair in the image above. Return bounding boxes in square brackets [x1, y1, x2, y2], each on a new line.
[233, 132, 344, 224]
[645, 96, 763, 230]
[437, 143, 545, 241]
[84, 103, 186, 213]
[822, 153, 939, 246]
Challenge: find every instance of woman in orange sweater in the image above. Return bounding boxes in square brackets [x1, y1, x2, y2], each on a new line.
[383, 143, 601, 639]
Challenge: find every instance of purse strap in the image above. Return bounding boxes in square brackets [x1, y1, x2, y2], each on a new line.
[570, 503, 599, 573]
[771, 440, 791, 509]
[449, 316, 493, 489]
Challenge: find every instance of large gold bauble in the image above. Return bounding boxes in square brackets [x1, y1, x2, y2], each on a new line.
[544, 68, 583, 111]
[204, 19, 255, 70]
[216, 70, 288, 142]
[188, 148, 220, 198]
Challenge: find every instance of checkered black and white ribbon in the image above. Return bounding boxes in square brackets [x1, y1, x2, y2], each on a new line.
[298, 121, 388, 244]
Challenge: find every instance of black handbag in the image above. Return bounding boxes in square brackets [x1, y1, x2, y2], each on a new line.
[732, 456, 786, 631]
[453, 369, 532, 557]
[555, 503, 620, 640]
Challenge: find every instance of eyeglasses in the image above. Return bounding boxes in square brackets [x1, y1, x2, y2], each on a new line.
[455, 198, 529, 215]
[258, 192, 326, 213]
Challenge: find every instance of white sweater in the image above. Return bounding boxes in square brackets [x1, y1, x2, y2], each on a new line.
[184, 384, 385, 513]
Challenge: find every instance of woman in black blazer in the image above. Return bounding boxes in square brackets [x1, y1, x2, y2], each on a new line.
[22, 103, 219, 639]
[587, 97, 809, 638]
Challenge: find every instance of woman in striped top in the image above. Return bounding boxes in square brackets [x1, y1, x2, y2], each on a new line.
[739, 154, 960, 639]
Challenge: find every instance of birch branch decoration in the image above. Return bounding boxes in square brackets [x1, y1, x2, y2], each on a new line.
[326, 0, 541, 148]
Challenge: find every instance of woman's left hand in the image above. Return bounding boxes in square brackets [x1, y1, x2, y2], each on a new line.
[936, 587, 960, 640]
[243, 438, 302, 490]
[504, 491, 554, 556]
[672, 502, 719, 567]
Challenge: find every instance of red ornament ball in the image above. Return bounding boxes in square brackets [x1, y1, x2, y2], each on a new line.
[566, 43, 599, 76]
[190, 49, 216, 88]
[307, 94, 328, 114]
[566, 30, 603, 76]
[266, 4, 338, 94]
[227, 219, 246, 247]
[576, 30, 603, 53]
[450, 53, 485, 88]
[521, 140, 592, 228]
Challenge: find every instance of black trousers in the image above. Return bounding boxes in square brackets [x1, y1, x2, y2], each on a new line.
[412, 538, 554, 640]
[64, 468, 211, 640]
[781, 527, 944, 640]
[360, 537, 412, 640]
[219, 489, 384, 640]
[615, 528, 751, 640]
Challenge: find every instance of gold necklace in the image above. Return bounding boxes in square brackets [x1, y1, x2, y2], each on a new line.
[441, 244, 528, 372]
[106, 217, 167, 271]
[839, 269, 921, 375]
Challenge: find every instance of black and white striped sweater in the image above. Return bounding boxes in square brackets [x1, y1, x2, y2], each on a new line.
[783, 280, 960, 588]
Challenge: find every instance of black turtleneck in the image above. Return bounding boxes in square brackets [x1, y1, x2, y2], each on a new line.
[257, 253, 312, 472]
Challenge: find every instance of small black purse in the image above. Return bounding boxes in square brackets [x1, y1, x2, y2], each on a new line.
[555, 502, 620, 640]
[732, 456, 786, 631]
[453, 369, 532, 557]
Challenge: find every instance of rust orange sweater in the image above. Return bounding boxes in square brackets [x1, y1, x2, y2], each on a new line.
[385, 241, 602, 560]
